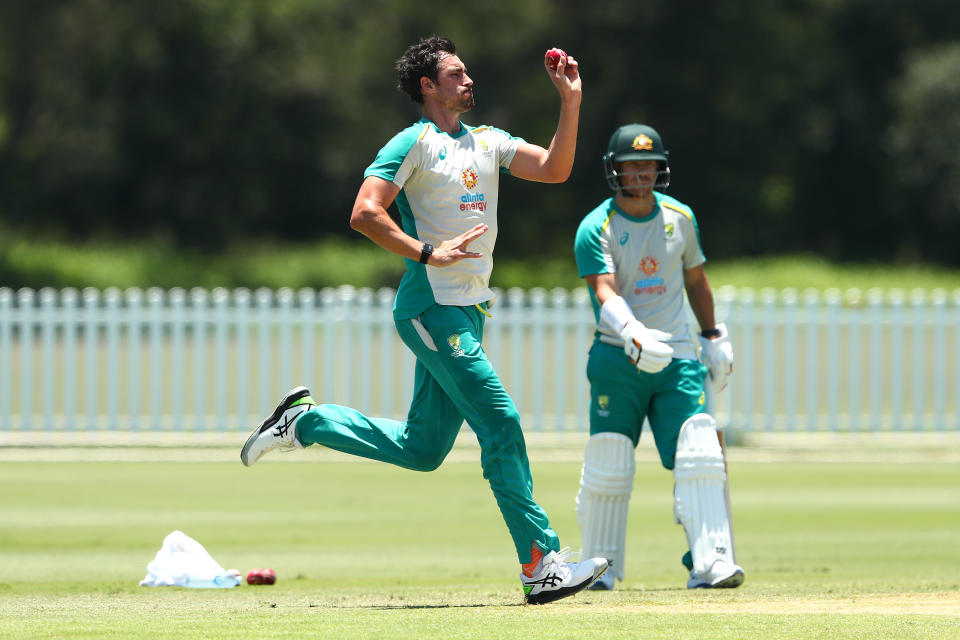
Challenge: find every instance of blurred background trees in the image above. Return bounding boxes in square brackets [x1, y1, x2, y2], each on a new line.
[0, 0, 958, 271]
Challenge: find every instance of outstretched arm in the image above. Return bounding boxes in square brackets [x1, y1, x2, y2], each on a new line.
[350, 176, 488, 267]
[508, 51, 582, 183]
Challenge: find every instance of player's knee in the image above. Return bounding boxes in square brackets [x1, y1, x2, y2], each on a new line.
[414, 450, 447, 472]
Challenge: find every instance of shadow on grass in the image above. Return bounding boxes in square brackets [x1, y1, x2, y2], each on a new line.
[365, 602, 524, 610]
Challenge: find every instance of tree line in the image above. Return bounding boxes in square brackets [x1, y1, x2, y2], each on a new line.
[1, 0, 958, 266]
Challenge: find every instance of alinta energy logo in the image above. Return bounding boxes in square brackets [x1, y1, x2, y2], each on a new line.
[460, 168, 486, 213]
[635, 255, 666, 295]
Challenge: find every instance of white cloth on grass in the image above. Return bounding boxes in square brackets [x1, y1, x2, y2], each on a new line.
[139, 530, 241, 588]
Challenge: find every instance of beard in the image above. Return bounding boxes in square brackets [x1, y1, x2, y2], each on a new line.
[459, 89, 475, 112]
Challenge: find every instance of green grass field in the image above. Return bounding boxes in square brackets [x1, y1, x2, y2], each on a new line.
[1, 443, 958, 639]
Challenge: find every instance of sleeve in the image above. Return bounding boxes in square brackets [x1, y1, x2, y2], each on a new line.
[364, 125, 423, 188]
[489, 126, 524, 174]
[575, 214, 614, 278]
[681, 206, 707, 269]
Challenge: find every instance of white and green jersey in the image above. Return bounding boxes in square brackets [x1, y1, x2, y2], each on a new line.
[574, 193, 706, 360]
[365, 117, 523, 318]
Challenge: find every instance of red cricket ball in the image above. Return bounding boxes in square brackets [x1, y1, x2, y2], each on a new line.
[546, 48, 567, 68]
[246, 568, 264, 585]
[259, 568, 277, 585]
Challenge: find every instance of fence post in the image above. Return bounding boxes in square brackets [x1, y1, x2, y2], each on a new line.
[104, 287, 122, 432]
[507, 288, 526, 419]
[17, 289, 36, 431]
[889, 289, 905, 430]
[321, 288, 336, 404]
[40, 288, 57, 431]
[761, 288, 777, 430]
[170, 288, 186, 431]
[125, 287, 143, 432]
[255, 287, 273, 416]
[782, 288, 798, 432]
[867, 288, 883, 431]
[909, 288, 926, 431]
[299, 288, 317, 397]
[376, 288, 394, 417]
[846, 288, 863, 432]
[572, 287, 591, 431]
[954, 289, 960, 430]
[0, 288, 11, 430]
[550, 287, 569, 432]
[357, 287, 373, 412]
[738, 288, 755, 431]
[931, 289, 947, 431]
[147, 287, 164, 431]
[529, 287, 547, 430]
[190, 288, 209, 431]
[62, 288, 79, 431]
[277, 288, 295, 394]
[337, 286, 356, 407]
[234, 288, 251, 428]
[213, 287, 230, 431]
[803, 288, 819, 431]
[83, 288, 100, 430]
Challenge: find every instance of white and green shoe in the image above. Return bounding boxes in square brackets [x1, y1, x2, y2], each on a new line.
[521, 548, 608, 605]
[240, 386, 315, 467]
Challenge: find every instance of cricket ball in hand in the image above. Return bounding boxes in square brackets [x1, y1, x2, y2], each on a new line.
[546, 48, 566, 69]
[246, 569, 264, 585]
[259, 568, 277, 585]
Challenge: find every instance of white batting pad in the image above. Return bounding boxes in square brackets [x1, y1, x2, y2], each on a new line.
[673, 414, 736, 577]
[577, 432, 635, 581]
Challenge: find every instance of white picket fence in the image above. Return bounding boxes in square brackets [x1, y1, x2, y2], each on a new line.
[1, 286, 958, 434]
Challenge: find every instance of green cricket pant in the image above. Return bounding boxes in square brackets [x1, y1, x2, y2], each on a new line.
[294, 303, 559, 564]
[587, 341, 708, 469]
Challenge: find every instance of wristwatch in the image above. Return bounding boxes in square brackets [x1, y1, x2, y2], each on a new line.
[419, 242, 434, 265]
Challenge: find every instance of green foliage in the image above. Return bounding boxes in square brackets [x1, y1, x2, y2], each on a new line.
[4, 231, 960, 291]
[705, 254, 960, 293]
[0, 2, 959, 265]
[0, 235, 405, 289]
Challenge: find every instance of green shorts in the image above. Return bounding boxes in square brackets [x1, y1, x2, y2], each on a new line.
[586, 341, 707, 469]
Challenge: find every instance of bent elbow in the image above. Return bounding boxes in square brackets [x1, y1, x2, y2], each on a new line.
[544, 167, 571, 184]
[350, 205, 372, 234]
[542, 158, 573, 183]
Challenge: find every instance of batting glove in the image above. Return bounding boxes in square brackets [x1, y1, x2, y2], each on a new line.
[620, 320, 673, 374]
[698, 323, 734, 393]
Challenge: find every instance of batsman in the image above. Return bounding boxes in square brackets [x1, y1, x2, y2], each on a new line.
[573, 123, 744, 590]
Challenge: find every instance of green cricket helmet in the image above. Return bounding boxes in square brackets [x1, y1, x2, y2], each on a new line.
[602, 123, 671, 191]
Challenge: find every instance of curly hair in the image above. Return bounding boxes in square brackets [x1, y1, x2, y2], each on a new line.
[395, 36, 457, 104]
